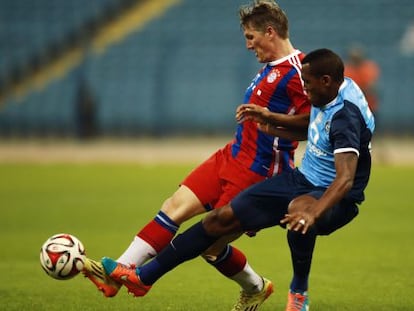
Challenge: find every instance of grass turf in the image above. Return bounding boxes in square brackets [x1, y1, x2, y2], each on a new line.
[0, 163, 413, 310]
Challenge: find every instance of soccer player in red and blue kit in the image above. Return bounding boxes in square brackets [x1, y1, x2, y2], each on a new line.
[233, 50, 309, 177]
[101, 48, 375, 311]
[83, 1, 310, 310]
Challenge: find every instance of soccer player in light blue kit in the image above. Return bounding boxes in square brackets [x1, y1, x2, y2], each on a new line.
[101, 48, 375, 311]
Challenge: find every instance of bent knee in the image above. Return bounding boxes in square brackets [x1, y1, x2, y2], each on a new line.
[161, 187, 206, 224]
[288, 194, 317, 213]
[202, 205, 241, 236]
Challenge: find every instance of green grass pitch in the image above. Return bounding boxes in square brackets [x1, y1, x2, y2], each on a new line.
[0, 163, 413, 310]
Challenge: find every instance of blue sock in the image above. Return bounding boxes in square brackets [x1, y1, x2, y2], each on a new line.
[287, 229, 316, 292]
[139, 221, 219, 285]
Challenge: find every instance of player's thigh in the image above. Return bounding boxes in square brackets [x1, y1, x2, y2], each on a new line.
[316, 199, 359, 235]
[214, 168, 265, 209]
[294, 190, 360, 235]
[181, 150, 223, 210]
[231, 173, 294, 231]
[182, 148, 264, 210]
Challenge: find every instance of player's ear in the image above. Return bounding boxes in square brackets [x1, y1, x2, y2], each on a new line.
[321, 75, 332, 86]
[265, 25, 275, 38]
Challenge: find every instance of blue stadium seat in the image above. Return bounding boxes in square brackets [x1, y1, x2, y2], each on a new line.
[0, 0, 413, 135]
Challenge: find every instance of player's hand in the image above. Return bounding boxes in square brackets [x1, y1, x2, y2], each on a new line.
[280, 213, 315, 234]
[236, 104, 268, 124]
[281, 194, 318, 234]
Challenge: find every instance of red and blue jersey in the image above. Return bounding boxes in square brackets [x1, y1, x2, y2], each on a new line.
[231, 50, 310, 177]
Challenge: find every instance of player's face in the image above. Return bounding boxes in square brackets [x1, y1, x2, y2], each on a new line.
[301, 64, 329, 107]
[243, 25, 272, 63]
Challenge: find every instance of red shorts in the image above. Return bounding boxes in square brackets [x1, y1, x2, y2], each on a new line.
[181, 143, 265, 210]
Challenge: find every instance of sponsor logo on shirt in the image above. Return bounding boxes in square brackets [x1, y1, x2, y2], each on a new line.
[308, 142, 327, 157]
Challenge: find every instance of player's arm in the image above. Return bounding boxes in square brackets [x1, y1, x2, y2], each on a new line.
[236, 103, 308, 140]
[257, 124, 308, 141]
[281, 151, 358, 233]
[236, 103, 310, 130]
[307, 151, 358, 219]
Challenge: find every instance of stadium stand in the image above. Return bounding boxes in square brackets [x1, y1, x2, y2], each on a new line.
[0, 0, 413, 137]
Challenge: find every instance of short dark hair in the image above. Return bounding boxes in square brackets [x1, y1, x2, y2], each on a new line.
[239, 0, 289, 39]
[302, 48, 344, 83]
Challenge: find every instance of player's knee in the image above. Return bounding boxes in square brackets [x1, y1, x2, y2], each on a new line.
[202, 205, 241, 236]
[160, 196, 184, 224]
[161, 196, 176, 214]
[288, 195, 316, 213]
[161, 195, 205, 225]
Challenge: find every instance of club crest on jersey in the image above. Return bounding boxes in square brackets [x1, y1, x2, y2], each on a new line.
[324, 121, 331, 133]
[267, 69, 280, 83]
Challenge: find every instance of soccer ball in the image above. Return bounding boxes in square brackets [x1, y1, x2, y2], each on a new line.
[40, 233, 86, 280]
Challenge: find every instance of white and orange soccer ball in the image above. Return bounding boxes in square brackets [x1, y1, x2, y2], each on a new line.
[40, 233, 86, 280]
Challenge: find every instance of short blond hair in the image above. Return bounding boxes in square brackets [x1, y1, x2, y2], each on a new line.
[239, 0, 289, 39]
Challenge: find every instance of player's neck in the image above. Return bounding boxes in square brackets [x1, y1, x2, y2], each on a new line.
[271, 39, 295, 61]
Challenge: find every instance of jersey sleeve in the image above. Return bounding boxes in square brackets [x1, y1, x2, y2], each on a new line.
[330, 102, 365, 156]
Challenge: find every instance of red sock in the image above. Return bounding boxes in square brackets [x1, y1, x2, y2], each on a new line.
[212, 246, 247, 277]
[137, 219, 176, 253]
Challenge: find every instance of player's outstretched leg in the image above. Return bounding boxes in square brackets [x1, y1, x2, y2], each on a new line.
[101, 257, 152, 297]
[285, 290, 309, 311]
[231, 278, 274, 311]
[82, 257, 122, 297]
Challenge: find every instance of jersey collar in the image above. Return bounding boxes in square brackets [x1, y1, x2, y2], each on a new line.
[267, 49, 301, 66]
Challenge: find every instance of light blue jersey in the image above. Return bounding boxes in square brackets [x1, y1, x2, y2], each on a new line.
[299, 78, 375, 202]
